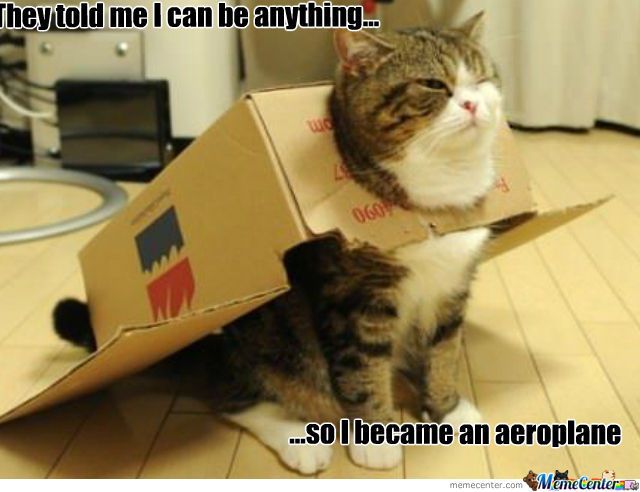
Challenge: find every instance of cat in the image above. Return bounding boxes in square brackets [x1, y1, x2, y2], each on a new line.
[54, 12, 502, 475]
[555, 470, 570, 481]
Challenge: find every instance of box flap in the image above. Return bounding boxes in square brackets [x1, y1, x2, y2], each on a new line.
[486, 197, 612, 260]
[80, 99, 307, 347]
[0, 287, 285, 424]
[250, 84, 536, 250]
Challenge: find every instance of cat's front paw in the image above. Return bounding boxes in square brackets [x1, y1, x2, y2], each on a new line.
[442, 398, 482, 428]
[349, 442, 402, 470]
[279, 444, 334, 475]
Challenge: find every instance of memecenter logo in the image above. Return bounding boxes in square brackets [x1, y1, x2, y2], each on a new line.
[524, 469, 638, 491]
[134, 206, 195, 321]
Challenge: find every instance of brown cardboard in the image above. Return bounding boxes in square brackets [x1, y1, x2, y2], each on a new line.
[485, 197, 612, 260]
[0, 83, 606, 424]
[81, 99, 308, 347]
[0, 288, 285, 423]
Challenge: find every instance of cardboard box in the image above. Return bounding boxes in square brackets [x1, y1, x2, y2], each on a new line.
[0, 83, 606, 424]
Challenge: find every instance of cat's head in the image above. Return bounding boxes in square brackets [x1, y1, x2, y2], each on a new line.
[554, 470, 569, 480]
[331, 12, 503, 211]
[523, 470, 539, 491]
[602, 470, 616, 480]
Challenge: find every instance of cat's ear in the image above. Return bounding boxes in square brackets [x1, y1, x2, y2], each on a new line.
[458, 11, 485, 41]
[334, 30, 395, 75]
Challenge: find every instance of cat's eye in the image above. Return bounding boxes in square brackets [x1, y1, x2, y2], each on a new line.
[421, 79, 449, 91]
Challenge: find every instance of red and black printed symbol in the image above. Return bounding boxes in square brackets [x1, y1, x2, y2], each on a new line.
[135, 206, 196, 321]
[135, 207, 184, 272]
[146, 257, 195, 321]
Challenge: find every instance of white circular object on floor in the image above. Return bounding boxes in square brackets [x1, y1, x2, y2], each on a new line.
[0, 167, 127, 245]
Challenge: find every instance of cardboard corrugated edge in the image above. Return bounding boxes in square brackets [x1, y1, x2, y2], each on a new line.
[0, 286, 287, 424]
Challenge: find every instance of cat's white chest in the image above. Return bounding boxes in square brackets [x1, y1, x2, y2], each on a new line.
[393, 227, 490, 330]
[381, 143, 496, 211]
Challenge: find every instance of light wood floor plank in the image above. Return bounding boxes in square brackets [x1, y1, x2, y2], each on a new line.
[0, 182, 102, 290]
[531, 135, 640, 260]
[227, 431, 308, 479]
[0, 398, 98, 478]
[495, 244, 593, 356]
[140, 413, 240, 478]
[318, 443, 402, 479]
[580, 322, 640, 431]
[535, 354, 640, 477]
[474, 382, 574, 479]
[535, 230, 631, 323]
[24, 345, 88, 399]
[585, 139, 640, 214]
[465, 261, 540, 382]
[0, 182, 101, 230]
[0, 346, 65, 416]
[48, 373, 178, 478]
[518, 137, 640, 325]
[0, 227, 100, 342]
[569, 216, 640, 325]
[3, 271, 85, 347]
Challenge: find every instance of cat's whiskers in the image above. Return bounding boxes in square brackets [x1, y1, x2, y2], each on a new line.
[413, 118, 467, 150]
[371, 125, 450, 168]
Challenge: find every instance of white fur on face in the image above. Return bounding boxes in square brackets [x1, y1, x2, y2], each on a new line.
[452, 63, 502, 134]
[381, 63, 502, 211]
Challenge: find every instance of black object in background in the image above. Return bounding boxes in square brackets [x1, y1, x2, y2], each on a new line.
[56, 80, 172, 181]
[0, 123, 33, 164]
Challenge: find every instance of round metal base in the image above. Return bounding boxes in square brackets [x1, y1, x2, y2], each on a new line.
[0, 168, 128, 246]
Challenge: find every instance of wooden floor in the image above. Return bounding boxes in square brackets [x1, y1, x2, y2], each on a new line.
[0, 128, 639, 479]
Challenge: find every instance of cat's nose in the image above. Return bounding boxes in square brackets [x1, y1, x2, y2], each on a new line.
[461, 100, 478, 115]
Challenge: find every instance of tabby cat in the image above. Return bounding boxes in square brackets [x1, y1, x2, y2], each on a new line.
[54, 12, 503, 475]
